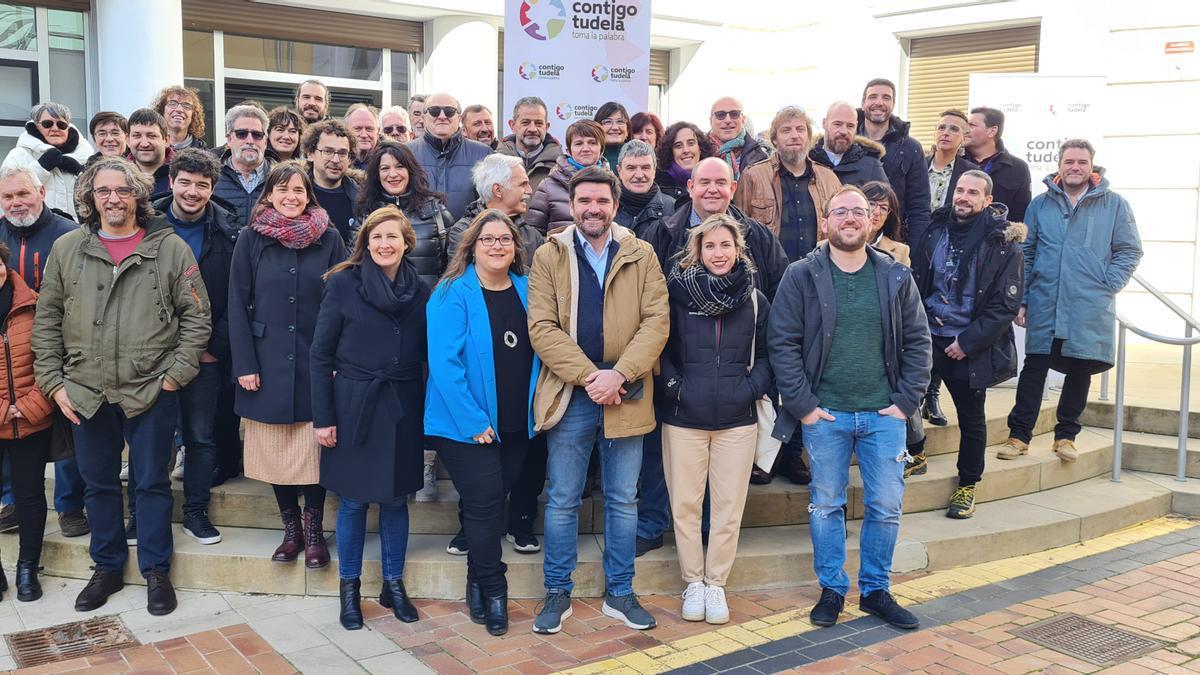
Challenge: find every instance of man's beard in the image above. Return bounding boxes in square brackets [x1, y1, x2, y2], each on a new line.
[575, 213, 609, 239]
[827, 226, 866, 252]
[778, 148, 805, 166]
[6, 208, 40, 228]
[520, 133, 543, 150]
[102, 204, 132, 227]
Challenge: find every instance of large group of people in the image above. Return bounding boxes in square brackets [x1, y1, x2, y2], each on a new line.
[0, 74, 1141, 639]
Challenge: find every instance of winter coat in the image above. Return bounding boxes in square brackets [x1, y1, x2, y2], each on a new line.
[525, 154, 585, 234]
[657, 284, 772, 431]
[1022, 170, 1142, 366]
[614, 187, 676, 242]
[927, 153, 980, 212]
[212, 150, 274, 229]
[654, 204, 789, 301]
[807, 136, 889, 189]
[1, 126, 94, 220]
[713, 132, 770, 176]
[654, 168, 689, 205]
[857, 112, 932, 244]
[527, 224, 669, 438]
[152, 195, 241, 361]
[406, 131, 492, 221]
[767, 245, 931, 443]
[496, 134, 563, 192]
[310, 263, 428, 502]
[447, 198, 545, 266]
[0, 207, 77, 291]
[732, 154, 841, 237]
[911, 204, 1026, 389]
[228, 226, 347, 424]
[425, 266, 541, 442]
[872, 234, 910, 267]
[357, 194, 452, 289]
[310, 169, 362, 246]
[32, 215, 212, 418]
[970, 140, 1032, 223]
[0, 274, 54, 440]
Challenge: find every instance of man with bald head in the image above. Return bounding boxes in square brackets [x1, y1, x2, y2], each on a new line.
[809, 102, 887, 188]
[406, 92, 493, 220]
[709, 97, 769, 180]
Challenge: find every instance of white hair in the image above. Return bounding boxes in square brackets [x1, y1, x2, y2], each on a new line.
[378, 105, 411, 128]
[225, 104, 268, 133]
[0, 165, 44, 190]
[472, 154, 522, 200]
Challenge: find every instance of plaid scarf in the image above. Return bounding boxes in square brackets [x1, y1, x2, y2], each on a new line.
[667, 259, 753, 317]
[250, 206, 330, 249]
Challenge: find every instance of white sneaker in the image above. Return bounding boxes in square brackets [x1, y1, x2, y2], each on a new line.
[413, 462, 438, 502]
[681, 581, 706, 622]
[119, 463, 129, 481]
[704, 585, 729, 624]
[171, 447, 186, 480]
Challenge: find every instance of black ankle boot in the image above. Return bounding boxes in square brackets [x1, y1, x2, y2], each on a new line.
[379, 579, 418, 623]
[16, 560, 41, 602]
[922, 386, 948, 426]
[339, 579, 363, 630]
[466, 578, 485, 624]
[484, 593, 509, 636]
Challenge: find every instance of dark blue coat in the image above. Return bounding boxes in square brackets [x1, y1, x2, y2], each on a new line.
[858, 111, 932, 245]
[615, 187, 676, 241]
[406, 131, 492, 221]
[228, 225, 347, 423]
[213, 150, 274, 229]
[0, 206, 77, 290]
[311, 264, 428, 502]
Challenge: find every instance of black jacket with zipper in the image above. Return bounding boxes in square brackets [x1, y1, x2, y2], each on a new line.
[0, 206, 77, 291]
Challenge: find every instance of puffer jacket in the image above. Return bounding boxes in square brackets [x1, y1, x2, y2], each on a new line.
[525, 154, 585, 234]
[0, 274, 54, 439]
[213, 150, 274, 229]
[857, 111, 932, 244]
[732, 154, 841, 237]
[808, 136, 889, 188]
[358, 194, 452, 289]
[496, 134, 562, 192]
[1, 125, 94, 220]
[406, 131, 492, 222]
[32, 214, 212, 418]
[447, 198, 545, 267]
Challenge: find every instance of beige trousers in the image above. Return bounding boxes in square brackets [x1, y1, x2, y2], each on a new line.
[661, 423, 757, 587]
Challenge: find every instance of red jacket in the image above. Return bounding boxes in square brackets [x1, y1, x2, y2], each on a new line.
[0, 274, 53, 439]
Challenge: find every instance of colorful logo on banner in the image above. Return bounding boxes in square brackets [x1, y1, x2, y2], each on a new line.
[555, 101, 574, 120]
[519, 62, 538, 80]
[591, 65, 609, 82]
[519, 0, 567, 41]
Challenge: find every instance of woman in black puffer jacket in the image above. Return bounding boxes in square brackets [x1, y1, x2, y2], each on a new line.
[354, 141, 452, 289]
[656, 213, 772, 625]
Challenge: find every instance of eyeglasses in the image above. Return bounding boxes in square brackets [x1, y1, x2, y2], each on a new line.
[712, 110, 742, 121]
[601, 118, 627, 128]
[94, 130, 125, 139]
[828, 207, 870, 219]
[165, 100, 196, 112]
[39, 119, 69, 131]
[477, 234, 515, 247]
[317, 147, 350, 159]
[872, 202, 890, 213]
[232, 129, 266, 140]
[425, 106, 458, 119]
[94, 187, 136, 199]
[383, 125, 408, 135]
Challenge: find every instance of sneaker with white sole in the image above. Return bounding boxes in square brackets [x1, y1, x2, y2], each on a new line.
[681, 581, 705, 621]
[182, 511, 222, 545]
[704, 585, 729, 624]
[171, 447, 186, 480]
[532, 590, 572, 634]
[413, 462, 438, 502]
[602, 592, 656, 630]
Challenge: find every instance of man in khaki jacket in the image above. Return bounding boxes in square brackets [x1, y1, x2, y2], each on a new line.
[527, 165, 669, 635]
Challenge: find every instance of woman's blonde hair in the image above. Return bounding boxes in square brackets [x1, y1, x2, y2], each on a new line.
[324, 205, 416, 280]
[675, 213, 755, 273]
[438, 208, 527, 293]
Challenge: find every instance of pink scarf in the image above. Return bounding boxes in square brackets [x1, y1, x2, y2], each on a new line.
[250, 207, 330, 249]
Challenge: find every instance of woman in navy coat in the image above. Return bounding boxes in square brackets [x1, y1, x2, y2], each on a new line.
[311, 205, 428, 630]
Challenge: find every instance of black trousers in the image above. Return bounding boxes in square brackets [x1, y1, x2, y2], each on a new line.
[506, 433, 547, 530]
[931, 336, 988, 487]
[1008, 338, 1096, 444]
[0, 429, 50, 562]
[437, 432, 529, 596]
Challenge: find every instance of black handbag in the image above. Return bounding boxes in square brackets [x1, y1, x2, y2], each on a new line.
[47, 408, 76, 462]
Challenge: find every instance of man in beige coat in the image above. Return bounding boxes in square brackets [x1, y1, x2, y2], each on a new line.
[527, 165, 669, 635]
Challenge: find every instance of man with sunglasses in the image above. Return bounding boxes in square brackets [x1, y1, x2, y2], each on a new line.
[378, 106, 412, 144]
[407, 92, 493, 221]
[708, 97, 768, 180]
[212, 105, 273, 228]
[768, 184, 930, 631]
[301, 119, 360, 243]
[2, 102, 94, 220]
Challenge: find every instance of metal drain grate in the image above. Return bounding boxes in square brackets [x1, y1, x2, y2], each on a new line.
[1015, 613, 1162, 666]
[5, 616, 139, 668]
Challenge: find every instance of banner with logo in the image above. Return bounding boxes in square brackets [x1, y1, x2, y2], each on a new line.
[968, 74, 1106, 196]
[504, 0, 651, 131]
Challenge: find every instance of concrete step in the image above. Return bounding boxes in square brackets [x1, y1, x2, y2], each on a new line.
[10, 472, 1173, 599]
[1114, 429, 1200, 479]
[1081, 400, 1200, 439]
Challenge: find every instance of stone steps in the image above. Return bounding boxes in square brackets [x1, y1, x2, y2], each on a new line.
[6, 470, 1174, 599]
[1115, 429, 1200, 479]
[1081, 400, 1200, 439]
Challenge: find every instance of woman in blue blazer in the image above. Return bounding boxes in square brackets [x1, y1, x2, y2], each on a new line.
[425, 208, 541, 637]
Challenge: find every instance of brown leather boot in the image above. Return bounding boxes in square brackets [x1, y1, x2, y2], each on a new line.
[304, 506, 330, 569]
[272, 508, 304, 563]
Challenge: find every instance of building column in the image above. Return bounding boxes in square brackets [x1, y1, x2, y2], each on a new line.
[421, 17, 498, 115]
[94, 0, 184, 113]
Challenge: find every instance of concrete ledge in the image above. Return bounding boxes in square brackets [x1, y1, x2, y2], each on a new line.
[1081, 401, 1200, 439]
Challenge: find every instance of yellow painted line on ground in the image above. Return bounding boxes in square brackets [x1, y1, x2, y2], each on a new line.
[555, 516, 1196, 674]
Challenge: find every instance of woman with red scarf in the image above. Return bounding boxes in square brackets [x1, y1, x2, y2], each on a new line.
[229, 161, 347, 569]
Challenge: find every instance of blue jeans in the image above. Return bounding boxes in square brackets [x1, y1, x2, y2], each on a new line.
[544, 389, 643, 597]
[0, 458, 84, 513]
[636, 424, 670, 540]
[180, 362, 220, 515]
[74, 392, 179, 576]
[337, 495, 410, 581]
[804, 408, 906, 597]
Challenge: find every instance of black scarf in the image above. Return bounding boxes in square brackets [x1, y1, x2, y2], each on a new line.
[0, 280, 12, 326]
[667, 259, 753, 317]
[620, 184, 659, 214]
[947, 210, 990, 302]
[359, 254, 425, 315]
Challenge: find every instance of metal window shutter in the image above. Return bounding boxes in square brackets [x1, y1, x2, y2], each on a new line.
[182, 0, 422, 53]
[907, 25, 1040, 148]
[649, 49, 668, 86]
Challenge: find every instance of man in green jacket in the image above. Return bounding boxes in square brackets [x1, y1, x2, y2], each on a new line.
[32, 157, 211, 617]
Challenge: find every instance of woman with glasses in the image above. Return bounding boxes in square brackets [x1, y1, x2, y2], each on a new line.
[526, 119, 606, 233]
[267, 107, 305, 162]
[861, 181, 910, 266]
[594, 102, 631, 169]
[2, 102, 95, 219]
[311, 205, 428, 630]
[426, 209, 539, 636]
[655, 121, 714, 205]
